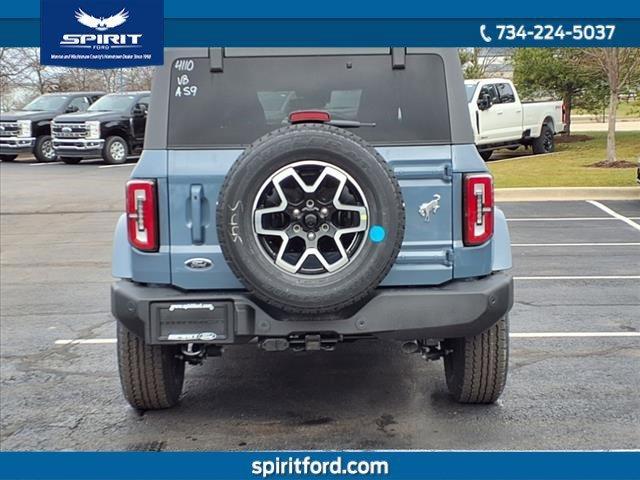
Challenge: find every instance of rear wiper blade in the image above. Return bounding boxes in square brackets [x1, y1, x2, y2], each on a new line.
[327, 120, 376, 128]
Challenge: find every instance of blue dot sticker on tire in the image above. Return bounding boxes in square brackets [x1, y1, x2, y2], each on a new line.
[369, 225, 386, 243]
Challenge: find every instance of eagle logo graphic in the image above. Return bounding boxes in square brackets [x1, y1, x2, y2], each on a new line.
[74, 8, 129, 31]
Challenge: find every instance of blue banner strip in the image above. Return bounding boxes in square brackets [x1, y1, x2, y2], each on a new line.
[2, 19, 640, 47]
[2, 0, 639, 19]
[1, 452, 639, 480]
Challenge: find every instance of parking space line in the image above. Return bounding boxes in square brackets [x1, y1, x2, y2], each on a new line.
[29, 162, 64, 166]
[512, 242, 640, 247]
[515, 275, 640, 280]
[55, 331, 640, 345]
[98, 163, 136, 169]
[511, 332, 640, 338]
[587, 200, 640, 233]
[507, 217, 614, 222]
[55, 339, 116, 345]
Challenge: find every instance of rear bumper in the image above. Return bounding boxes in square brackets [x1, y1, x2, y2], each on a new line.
[0, 137, 35, 155]
[111, 272, 513, 345]
[52, 138, 104, 157]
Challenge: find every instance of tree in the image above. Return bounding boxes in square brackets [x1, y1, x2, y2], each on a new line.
[1, 48, 156, 111]
[459, 48, 503, 79]
[13, 48, 63, 93]
[512, 48, 597, 136]
[0, 48, 32, 110]
[578, 48, 640, 164]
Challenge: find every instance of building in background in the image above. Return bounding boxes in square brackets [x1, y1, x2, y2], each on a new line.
[460, 48, 514, 79]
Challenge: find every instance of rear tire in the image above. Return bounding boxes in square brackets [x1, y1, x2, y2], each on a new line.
[61, 157, 82, 165]
[532, 124, 555, 154]
[443, 316, 509, 404]
[34, 135, 57, 162]
[103, 136, 128, 164]
[478, 149, 493, 161]
[0, 155, 18, 162]
[117, 323, 185, 410]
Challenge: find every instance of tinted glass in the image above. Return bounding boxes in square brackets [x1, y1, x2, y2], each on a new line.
[496, 83, 515, 103]
[168, 54, 451, 147]
[22, 95, 69, 111]
[68, 96, 90, 112]
[479, 84, 500, 104]
[88, 95, 137, 112]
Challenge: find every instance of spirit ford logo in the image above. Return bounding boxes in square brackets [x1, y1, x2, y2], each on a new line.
[60, 34, 142, 46]
[59, 8, 142, 47]
[41, 0, 162, 68]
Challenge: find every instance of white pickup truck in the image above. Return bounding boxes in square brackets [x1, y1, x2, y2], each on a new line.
[465, 78, 565, 160]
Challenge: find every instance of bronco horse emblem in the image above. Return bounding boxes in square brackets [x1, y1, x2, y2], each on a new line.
[418, 194, 441, 222]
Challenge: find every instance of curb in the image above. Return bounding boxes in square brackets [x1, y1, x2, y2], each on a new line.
[495, 187, 640, 202]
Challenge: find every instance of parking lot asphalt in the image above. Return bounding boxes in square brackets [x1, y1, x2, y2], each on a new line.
[1, 158, 639, 451]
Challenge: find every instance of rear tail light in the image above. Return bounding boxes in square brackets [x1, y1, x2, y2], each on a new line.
[463, 173, 494, 246]
[126, 179, 158, 252]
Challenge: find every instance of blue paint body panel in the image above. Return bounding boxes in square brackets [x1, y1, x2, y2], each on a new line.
[167, 150, 243, 289]
[113, 143, 510, 289]
[111, 214, 132, 279]
[492, 207, 512, 271]
[378, 146, 454, 286]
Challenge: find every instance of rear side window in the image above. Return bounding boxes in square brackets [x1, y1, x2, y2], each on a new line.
[168, 54, 451, 148]
[496, 83, 516, 103]
[68, 96, 90, 112]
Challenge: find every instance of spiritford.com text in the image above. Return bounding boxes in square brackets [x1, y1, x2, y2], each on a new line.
[251, 456, 389, 477]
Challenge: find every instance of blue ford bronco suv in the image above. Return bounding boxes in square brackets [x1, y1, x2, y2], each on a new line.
[112, 48, 513, 410]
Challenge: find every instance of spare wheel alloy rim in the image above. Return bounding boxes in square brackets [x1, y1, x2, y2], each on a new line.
[252, 160, 370, 277]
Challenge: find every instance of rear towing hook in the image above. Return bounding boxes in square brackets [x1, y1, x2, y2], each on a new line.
[178, 343, 222, 365]
[401, 340, 451, 361]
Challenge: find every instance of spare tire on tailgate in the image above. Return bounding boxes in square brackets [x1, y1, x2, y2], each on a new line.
[216, 124, 404, 315]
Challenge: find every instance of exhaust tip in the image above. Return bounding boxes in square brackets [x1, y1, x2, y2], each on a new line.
[401, 340, 420, 354]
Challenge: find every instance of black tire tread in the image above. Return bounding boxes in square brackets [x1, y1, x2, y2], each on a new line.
[532, 124, 554, 154]
[103, 136, 128, 164]
[117, 323, 184, 410]
[444, 316, 509, 404]
[34, 135, 55, 163]
[478, 149, 493, 161]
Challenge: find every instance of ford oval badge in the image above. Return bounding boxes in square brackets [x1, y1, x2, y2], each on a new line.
[185, 258, 213, 270]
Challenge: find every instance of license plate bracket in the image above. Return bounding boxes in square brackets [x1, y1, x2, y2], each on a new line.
[150, 301, 234, 344]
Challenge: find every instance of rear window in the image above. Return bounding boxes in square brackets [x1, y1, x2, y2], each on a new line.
[168, 53, 451, 148]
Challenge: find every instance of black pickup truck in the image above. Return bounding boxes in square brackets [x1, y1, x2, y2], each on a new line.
[0, 92, 104, 162]
[52, 91, 150, 165]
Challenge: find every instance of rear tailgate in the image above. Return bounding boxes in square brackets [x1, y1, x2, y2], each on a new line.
[164, 49, 455, 290]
